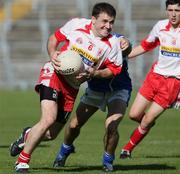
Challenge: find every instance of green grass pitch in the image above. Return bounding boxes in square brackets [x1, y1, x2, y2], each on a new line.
[0, 89, 180, 174]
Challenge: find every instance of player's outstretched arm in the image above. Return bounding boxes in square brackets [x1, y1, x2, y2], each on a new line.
[128, 45, 147, 59]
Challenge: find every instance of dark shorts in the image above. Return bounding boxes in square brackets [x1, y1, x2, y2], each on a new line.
[35, 62, 78, 112]
[39, 85, 71, 124]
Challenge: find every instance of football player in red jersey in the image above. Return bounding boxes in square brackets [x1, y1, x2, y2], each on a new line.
[120, 0, 180, 159]
[10, 2, 130, 172]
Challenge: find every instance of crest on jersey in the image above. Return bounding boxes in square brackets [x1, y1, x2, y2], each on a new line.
[172, 37, 176, 45]
[76, 37, 83, 44]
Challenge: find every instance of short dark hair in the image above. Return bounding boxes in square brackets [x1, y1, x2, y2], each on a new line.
[92, 2, 116, 19]
[166, 0, 180, 9]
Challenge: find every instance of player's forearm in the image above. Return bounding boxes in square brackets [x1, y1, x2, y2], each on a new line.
[93, 68, 113, 79]
[128, 45, 147, 59]
[47, 34, 59, 57]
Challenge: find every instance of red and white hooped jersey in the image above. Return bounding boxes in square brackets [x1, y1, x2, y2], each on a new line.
[55, 18, 123, 74]
[141, 19, 180, 78]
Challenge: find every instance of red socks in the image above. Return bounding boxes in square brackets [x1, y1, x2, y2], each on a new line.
[17, 151, 31, 164]
[123, 125, 149, 152]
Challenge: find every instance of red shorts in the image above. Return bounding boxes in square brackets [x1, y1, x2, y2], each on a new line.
[35, 62, 78, 112]
[139, 67, 180, 109]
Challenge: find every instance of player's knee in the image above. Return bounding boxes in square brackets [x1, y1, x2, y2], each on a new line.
[44, 131, 58, 140]
[44, 132, 52, 140]
[69, 118, 81, 130]
[129, 110, 140, 121]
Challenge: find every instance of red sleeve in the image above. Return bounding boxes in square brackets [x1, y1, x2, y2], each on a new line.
[99, 59, 122, 76]
[141, 37, 160, 51]
[54, 29, 67, 42]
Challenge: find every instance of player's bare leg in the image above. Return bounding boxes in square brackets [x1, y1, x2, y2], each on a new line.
[129, 93, 150, 122]
[120, 96, 164, 159]
[10, 121, 64, 158]
[15, 100, 58, 172]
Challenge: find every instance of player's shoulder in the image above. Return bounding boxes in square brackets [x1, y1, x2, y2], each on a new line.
[155, 19, 169, 28]
[67, 17, 91, 27]
[61, 17, 91, 33]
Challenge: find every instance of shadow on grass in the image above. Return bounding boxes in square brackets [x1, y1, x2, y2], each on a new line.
[0, 144, 50, 148]
[115, 164, 176, 171]
[31, 163, 176, 172]
[145, 155, 180, 158]
[0, 145, 9, 148]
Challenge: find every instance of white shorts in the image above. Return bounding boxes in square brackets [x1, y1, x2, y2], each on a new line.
[80, 88, 131, 112]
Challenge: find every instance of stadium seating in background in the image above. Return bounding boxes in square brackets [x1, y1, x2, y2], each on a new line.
[0, 0, 165, 89]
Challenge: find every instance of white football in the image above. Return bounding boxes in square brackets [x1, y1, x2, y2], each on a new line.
[57, 50, 84, 75]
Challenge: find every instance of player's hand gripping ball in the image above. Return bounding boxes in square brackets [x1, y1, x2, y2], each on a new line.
[57, 50, 84, 75]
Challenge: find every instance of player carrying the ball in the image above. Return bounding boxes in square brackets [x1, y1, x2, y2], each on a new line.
[11, 2, 131, 172]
